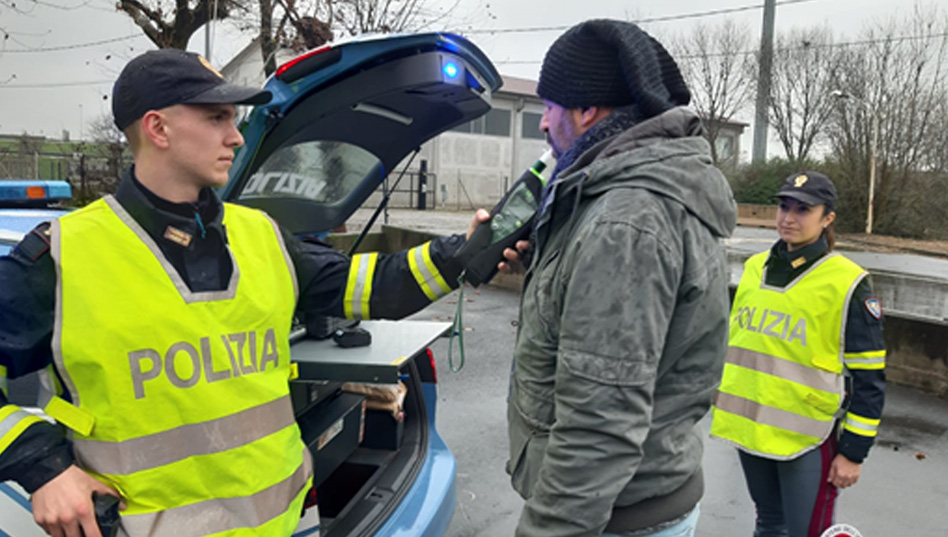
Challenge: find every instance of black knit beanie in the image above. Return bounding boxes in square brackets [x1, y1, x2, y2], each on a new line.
[537, 19, 691, 120]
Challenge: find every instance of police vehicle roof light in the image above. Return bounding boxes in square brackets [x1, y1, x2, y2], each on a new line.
[0, 180, 72, 203]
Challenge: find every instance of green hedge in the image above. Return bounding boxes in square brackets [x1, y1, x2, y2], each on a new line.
[726, 158, 828, 205]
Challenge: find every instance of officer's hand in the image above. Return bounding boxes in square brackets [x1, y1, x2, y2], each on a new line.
[498, 240, 530, 275]
[31, 465, 121, 537]
[466, 209, 491, 239]
[827, 453, 861, 489]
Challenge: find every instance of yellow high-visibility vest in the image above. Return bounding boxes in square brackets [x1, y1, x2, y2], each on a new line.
[48, 195, 310, 536]
[710, 251, 866, 460]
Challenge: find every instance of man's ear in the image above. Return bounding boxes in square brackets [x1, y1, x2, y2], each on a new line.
[140, 110, 171, 149]
[579, 106, 614, 129]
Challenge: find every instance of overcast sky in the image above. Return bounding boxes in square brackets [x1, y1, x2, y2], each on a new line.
[0, 0, 924, 145]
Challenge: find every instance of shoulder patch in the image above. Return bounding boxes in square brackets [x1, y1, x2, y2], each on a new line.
[13, 226, 52, 262]
[864, 297, 882, 320]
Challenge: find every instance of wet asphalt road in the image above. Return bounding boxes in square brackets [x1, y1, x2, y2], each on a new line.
[412, 284, 948, 537]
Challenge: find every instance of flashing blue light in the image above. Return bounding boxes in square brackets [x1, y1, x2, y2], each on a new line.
[443, 62, 459, 78]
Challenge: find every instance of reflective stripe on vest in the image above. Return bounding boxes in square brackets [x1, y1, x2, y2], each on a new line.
[711, 251, 867, 460]
[51, 196, 309, 537]
[407, 241, 452, 301]
[119, 447, 312, 537]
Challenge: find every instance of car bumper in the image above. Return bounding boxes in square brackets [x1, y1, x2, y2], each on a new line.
[372, 424, 456, 537]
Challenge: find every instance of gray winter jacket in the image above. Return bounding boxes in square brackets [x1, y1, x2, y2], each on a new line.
[508, 107, 737, 537]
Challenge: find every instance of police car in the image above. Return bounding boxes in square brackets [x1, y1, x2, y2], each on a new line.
[0, 180, 72, 256]
[0, 180, 73, 535]
[1, 32, 501, 537]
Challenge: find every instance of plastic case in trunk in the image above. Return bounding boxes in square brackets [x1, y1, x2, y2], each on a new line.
[298, 392, 367, 488]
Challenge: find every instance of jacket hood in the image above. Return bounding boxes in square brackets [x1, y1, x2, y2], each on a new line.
[559, 107, 737, 239]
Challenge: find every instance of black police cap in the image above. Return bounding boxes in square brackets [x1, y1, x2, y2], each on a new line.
[112, 49, 272, 130]
[776, 171, 837, 210]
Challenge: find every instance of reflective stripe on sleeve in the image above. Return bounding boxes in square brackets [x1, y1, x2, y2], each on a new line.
[0, 406, 46, 453]
[843, 350, 886, 370]
[843, 412, 881, 438]
[344, 253, 378, 320]
[407, 242, 452, 301]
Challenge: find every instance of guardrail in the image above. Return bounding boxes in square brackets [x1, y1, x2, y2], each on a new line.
[359, 224, 948, 399]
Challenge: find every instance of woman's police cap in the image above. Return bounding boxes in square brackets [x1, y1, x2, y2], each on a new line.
[776, 171, 837, 210]
[112, 49, 272, 130]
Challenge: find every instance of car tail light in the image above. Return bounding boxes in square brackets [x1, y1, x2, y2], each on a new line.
[304, 487, 318, 509]
[427, 348, 437, 384]
[275, 45, 334, 79]
[26, 186, 46, 199]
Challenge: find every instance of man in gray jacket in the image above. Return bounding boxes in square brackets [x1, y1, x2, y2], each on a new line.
[506, 19, 737, 537]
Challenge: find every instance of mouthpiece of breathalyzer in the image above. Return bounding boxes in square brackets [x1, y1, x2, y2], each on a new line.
[455, 150, 556, 287]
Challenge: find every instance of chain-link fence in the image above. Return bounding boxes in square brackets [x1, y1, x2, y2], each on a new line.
[0, 149, 131, 206]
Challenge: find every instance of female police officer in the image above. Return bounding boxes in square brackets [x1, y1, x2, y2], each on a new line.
[711, 171, 886, 537]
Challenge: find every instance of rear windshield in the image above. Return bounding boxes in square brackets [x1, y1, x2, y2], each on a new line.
[236, 141, 381, 206]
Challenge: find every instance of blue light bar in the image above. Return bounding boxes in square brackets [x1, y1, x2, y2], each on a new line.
[0, 180, 72, 202]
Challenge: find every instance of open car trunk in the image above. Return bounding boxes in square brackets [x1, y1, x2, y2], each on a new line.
[288, 321, 446, 536]
[221, 33, 501, 535]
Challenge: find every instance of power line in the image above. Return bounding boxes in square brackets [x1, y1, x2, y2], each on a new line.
[494, 30, 948, 65]
[25, 0, 95, 10]
[0, 79, 113, 89]
[1, 33, 142, 53]
[460, 0, 820, 35]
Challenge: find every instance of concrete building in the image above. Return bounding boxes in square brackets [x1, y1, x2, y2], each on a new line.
[412, 75, 548, 210]
[221, 41, 746, 209]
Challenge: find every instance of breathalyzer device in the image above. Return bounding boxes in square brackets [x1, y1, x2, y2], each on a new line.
[456, 150, 555, 287]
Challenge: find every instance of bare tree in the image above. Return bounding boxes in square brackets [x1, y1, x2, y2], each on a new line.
[252, 0, 462, 77]
[116, 0, 237, 49]
[333, 0, 426, 35]
[672, 19, 755, 166]
[826, 7, 948, 235]
[767, 26, 841, 164]
[88, 114, 129, 191]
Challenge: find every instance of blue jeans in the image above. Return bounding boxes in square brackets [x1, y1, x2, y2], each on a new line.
[602, 505, 700, 537]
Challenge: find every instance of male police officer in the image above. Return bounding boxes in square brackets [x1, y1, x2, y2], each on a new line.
[0, 49, 483, 537]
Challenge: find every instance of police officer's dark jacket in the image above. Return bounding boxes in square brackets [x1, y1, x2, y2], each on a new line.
[0, 167, 466, 491]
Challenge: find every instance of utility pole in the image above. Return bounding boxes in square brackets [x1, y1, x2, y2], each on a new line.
[831, 90, 879, 234]
[752, 0, 777, 163]
[867, 105, 879, 234]
[205, 0, 212, 62]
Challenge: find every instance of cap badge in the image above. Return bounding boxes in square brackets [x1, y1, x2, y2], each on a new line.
[198, 55, 224, 79]
[794, 175, 809, 188]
